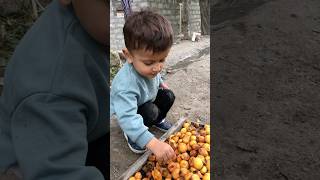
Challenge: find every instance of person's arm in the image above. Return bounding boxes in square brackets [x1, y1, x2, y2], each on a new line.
[160, 82, 169, 89]
[11, 93, 104, 180]
[159, 75, 169, 89]
[113, 91, 154, 148]
[114, 91, 175, 162]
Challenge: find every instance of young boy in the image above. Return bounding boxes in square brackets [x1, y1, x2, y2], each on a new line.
[110, 10, 176, 163]
[0, 0, 109, 179]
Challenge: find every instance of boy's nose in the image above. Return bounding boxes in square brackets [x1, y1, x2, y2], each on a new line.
[153, 63, 162, 72]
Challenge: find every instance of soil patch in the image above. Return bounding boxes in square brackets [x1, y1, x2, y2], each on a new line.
[212, 0, 320, 179]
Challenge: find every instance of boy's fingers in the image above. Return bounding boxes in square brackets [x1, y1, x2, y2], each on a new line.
[158, 154, 164, 162]
[163, 153, 169, 163]
[170, 152, 176, 160]
[169, 148, 175, 158]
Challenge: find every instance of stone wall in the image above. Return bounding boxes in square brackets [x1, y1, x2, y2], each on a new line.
[110, 0, 126, 51]
[110, 0, 201, 51]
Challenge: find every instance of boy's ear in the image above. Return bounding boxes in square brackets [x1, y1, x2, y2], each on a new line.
[122, 48, 133, 63]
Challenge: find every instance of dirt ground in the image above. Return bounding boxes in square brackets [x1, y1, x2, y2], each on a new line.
[212, 0, 320, 179]
[165, 54, 210, 123]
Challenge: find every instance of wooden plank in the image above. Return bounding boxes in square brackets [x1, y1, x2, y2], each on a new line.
[118, 117, 187, 180]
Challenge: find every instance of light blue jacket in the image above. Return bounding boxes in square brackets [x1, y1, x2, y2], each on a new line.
[110, 62, 163, 148]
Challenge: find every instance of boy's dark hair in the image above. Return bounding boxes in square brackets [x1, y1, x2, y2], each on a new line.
[123, 10, 173, 53]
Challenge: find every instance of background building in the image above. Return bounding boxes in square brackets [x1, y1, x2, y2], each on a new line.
[110, 0, 202, 50]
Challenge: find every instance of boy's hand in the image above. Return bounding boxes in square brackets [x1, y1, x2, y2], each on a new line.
[160, 82, 169, 89]
[146, 137, 176, 163]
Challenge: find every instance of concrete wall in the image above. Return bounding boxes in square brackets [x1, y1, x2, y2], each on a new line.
[110, 0, 201, 51]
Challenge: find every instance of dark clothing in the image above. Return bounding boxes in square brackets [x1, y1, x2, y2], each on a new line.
[86, 134, 108, 179]
[121, 0, 133, 19]
[0, 1, 109, 180]
[138, 89, 175, 127]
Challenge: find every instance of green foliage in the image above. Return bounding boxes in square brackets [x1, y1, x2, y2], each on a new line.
[0, 11, 34, 64]
[110, 65, 120, 84]
[110, 50, 122, 84]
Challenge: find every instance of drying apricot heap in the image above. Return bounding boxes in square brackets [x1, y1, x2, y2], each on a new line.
[128, 120, 211, 180]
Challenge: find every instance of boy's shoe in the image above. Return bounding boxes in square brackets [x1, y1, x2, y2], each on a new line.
[153, 119, 172, 132]
[123, 133, 147, 154]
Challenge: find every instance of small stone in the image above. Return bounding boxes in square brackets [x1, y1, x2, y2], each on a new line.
[184, 106, 191, 110]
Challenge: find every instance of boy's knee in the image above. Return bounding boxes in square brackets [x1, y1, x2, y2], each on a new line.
[163, 89, 175, 102]
[138, 102, 159, 122]
[148, 104, 160, 121]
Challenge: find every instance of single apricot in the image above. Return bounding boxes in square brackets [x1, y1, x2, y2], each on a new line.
[198, 148, 209, 156]
[186, 132, 192, 136]
[200, 166, 208, 174]
[168, 162, 180, 172]
[176, 132, 182, 138]
[205, 127, 210, 135]
[189, 167, 197, 173]
[191, 144, 200, 151]
[184, 172, 193, 180]
[206, 160, 210, 171]
[172, 136, 179, 142]
[203, 173, 210, 180]
[197, 155, 205, 163]
[151, 169, 162, 180]
[193, 157, 203, 170]
[180, 160, 189, 169]
[205, 135, 210, 143]
[190, 135, 197, 141]
[183, 122, 190, 129]
[180, 127, 187, 133]
[171, 168, 180, 179]
[182, 136, 190, 144]
[189, 140, 197, 146]
[198, 136, 205, 143]
[134, 172, 142, 179]
[191, 174, 200, 180]
[178, 143, 188, 153]
[203, 143, 210, 152]
[190, 150, 197, 157]
[181, 152, 190, 160]
[180, 167, 189, 176]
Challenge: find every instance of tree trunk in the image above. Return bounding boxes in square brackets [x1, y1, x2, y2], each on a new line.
[181, 0, 191, 40]
[199, 0, 210, 35]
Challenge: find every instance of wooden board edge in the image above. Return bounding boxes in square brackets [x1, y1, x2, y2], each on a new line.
[118, 117, 187, 180]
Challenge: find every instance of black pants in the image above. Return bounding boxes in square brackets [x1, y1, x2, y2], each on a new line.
[85, 133, 108, 179]
[137, 89, 175, 127]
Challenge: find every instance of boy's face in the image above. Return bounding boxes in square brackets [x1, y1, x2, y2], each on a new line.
[123, 48, 171, 79]
[60, 0, 109, 46]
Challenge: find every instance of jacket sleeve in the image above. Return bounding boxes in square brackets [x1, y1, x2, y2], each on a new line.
[10, 93, 104, 180]
[113, 91, 154, 148]
[159, 74, 164, 85]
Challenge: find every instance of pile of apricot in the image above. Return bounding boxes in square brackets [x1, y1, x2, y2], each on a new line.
[129, 121, 210, 180]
